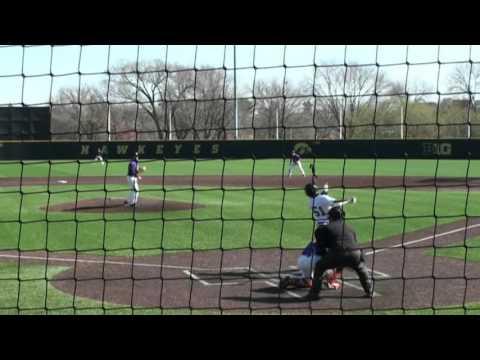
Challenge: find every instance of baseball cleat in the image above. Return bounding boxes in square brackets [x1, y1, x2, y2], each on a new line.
[279, 276, 291, 290]
[363, 285, 374, 298]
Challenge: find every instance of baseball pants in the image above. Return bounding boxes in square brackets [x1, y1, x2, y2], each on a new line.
[288, 161, 305, 176]
[127, 176, 139, 205]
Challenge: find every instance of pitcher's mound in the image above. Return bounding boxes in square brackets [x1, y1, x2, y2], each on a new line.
[43, 198, 203, 213]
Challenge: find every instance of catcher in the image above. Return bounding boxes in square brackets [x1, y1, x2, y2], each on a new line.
[279, 239, 340, 290]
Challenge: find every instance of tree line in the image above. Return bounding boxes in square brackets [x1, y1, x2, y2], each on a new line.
[50, 61, 480, 140]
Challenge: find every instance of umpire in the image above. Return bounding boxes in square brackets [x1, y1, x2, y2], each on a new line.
[306, 206, 373, 301]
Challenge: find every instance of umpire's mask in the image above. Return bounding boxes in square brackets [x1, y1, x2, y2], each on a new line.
[328, 206, 345, 221]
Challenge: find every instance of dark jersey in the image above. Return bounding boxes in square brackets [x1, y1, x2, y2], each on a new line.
[291, 152, 301, 164]
[128, 160, 139, 177]
[315, 219, 358, 251]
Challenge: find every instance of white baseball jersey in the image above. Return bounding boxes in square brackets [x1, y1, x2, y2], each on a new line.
[309, 194, 337, 226]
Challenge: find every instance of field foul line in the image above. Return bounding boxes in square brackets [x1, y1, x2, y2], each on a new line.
[367, 268, 390, 278]
[365, 223, 480, 256]
[183, 270, 240, 286]
[183, 270, 210, 286]
[0, 253, 301, 298]
[249, 267, 302, 299]
[2, 222, 478, 286]
[284, 222, 480, 283]
[185, 268, 302, 299]
[338, 280, 381, 297]
[0, 253, 248, 272]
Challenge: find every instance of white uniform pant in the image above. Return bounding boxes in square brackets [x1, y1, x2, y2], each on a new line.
[288, 161, 305, 176]
[297, 254, 322, 279]
[127, 176, 139, 205]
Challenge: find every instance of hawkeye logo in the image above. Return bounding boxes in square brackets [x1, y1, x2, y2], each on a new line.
[293, 142, 313, 156]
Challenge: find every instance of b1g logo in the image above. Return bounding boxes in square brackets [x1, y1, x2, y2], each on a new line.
[423, 142, 452, 156]
[293, 142, 312, 156]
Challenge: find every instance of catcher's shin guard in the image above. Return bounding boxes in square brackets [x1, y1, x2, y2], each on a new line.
[294, 278, 312, 288]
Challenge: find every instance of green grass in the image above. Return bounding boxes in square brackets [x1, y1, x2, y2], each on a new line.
[0, 262, 222, 315]
[0, 262, 102, 315]
[1, 255, 478, 315]
[368, 236, 480, 316]
[348, 304, 480, 315]
[1, 186, 479, 255]
[1, 157, 480, 314]
[1, 158, 480, 178]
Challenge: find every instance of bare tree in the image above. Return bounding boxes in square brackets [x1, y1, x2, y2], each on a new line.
[110, 61, 232, 140]
[51, 86, 108, 140]
[110, 60, 172, 139]
[251, 80, 303, 139]
[449, 63, 480, 113]
[312, 64, 389, 139]
[449, 63, 480, 96]
[174, 68, 233, 140]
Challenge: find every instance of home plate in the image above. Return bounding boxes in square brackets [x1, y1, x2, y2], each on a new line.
[56, 180, 68, 184]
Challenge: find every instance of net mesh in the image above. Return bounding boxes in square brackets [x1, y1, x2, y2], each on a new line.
[0, 45, 479, 314]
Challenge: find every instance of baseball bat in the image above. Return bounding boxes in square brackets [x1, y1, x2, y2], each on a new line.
[309, 162, 317, 185]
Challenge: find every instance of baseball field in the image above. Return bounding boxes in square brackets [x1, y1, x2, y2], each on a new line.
[1, 158, 480, 314]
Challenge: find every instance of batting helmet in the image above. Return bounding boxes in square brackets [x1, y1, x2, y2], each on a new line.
[304, 183, 318, 198]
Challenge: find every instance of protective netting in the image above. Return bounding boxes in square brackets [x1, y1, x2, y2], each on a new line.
[0, 45, 479, 315]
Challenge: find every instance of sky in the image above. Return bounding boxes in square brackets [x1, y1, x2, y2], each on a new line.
[0, 45, 479, 105]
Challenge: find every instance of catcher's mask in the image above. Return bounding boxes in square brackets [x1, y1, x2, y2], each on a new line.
[304, 183, 318, 198]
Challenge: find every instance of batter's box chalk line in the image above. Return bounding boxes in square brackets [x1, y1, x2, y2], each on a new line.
[288, 266, 383, 297]
[183, 267, 303, 299]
